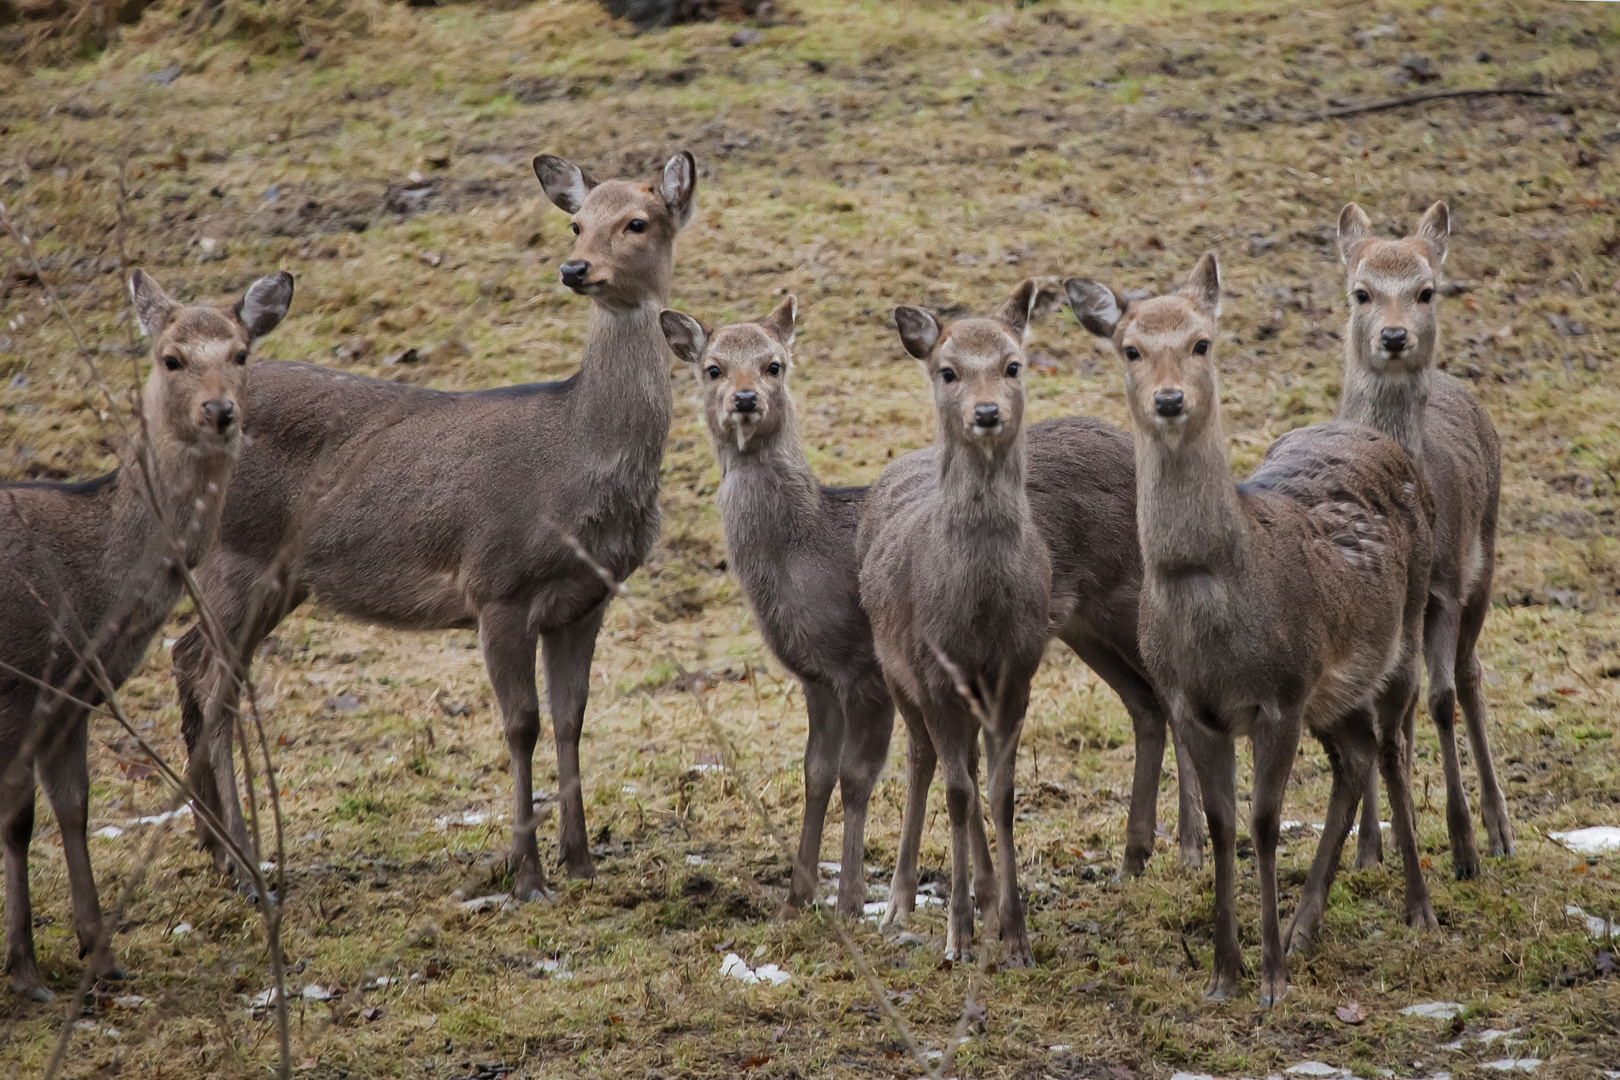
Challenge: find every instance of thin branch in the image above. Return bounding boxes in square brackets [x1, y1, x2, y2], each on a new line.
[1296, 87, 1555, 123]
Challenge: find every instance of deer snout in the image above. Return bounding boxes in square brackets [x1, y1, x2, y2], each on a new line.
[1152, 389, 1185, 418]
[1380, 327, 1408, 354]
[973, 403, 1001, 430]
[559, 259, 591, 290]
[202, 398, 236, 434]
[732, 389, 759, 414]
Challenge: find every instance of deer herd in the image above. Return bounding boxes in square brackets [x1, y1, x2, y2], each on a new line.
[2, 150, 1518, 1009]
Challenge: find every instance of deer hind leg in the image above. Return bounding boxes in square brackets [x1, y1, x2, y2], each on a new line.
[1075, 641, 1177, 876]
[540, 602, 607, 884]
[480, 603, 548, 899]
[1182, 716, 1240, 1001]
[933, 707, 982, 963]
[38, 711, 124, 982]
[833, 680, 894, 921]
[1352, 767, 1383, 869]
[1251, 706, 1301, 1007]
[981, 684, 1032, 967]
[1288, 719, 1375, 953]
[1378, 671, 1437, 929]
[1422, 595, 1481, 879]
[881, 691, 933, 931]
[1457, 582, 1513, 858]
[3, 764, 52, 1002]
[785, 680, 842, 917]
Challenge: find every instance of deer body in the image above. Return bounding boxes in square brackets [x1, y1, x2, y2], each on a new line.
[1336, 202, 1512, 879]
[1, 270, 292, 1000]
[859, 282, 1056, 966]
[1068, 255, 1434, 1005]
[661, 297, 893, 918]
[174, 154, 695, 899]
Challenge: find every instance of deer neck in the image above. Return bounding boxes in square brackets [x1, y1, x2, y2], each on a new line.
[716, 401, 821, 548]
[105, 428, 237, 601]
[935, 432, 1030, 540]
[1134, 414, 1248, 579]
[1337, 344, 1430, 473]
[574, 300, 674, 458]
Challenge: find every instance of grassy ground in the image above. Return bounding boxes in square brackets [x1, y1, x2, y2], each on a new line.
[3, 0, 1620, 1076]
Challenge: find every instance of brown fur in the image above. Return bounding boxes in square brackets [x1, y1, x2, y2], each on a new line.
[172, 154, 695, 900]
[858, 279, 1057, 967]
[1068, 255, 1434, 1005]
[1336, 201, 1513, 879]
[1, 270, 292, 1000]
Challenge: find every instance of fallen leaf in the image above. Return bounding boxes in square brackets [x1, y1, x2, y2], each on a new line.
[1336, 1002, 1367, 1024]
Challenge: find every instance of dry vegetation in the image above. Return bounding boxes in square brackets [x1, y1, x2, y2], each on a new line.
[3, 0, 1620, 1076]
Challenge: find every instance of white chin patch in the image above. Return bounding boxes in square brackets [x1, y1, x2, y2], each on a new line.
[728, 412, 758, 452]
[970, 423, 1004, 439]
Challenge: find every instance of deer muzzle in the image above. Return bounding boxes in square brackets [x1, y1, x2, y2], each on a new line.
[201, 398, 236, 434]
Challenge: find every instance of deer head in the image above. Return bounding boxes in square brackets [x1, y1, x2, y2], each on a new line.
[1337, 201, 1448, 376]
[661, 295, 797, 455]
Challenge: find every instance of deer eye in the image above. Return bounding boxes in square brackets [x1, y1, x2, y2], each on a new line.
[1123, 346, 1140, 361]
[1418, 288, 1434, 303]
[1353, 289, 1371, 305]
[627, 219, 647, 234]
[163, 355, 182, 371]
[234, 349, 249, 365]
[1005, 362, 1020, 377]
[570, 221, 581, 236]
[939, 368, 957, 383]
[766, 362, 781, 377]
[1193, 340, 1210, 356]
[706, 366, 722, 381]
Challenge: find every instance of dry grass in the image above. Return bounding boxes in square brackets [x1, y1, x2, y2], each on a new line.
[3, 0, 1619, 1076]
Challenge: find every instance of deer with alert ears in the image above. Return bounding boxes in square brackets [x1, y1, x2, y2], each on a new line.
[1, 269, 293, 1000]
[858, 279, 1059, 967]
[172, 152, 695, 901]
[1336, 201, 1512, 880]
[1067, 254, 1434, 1005]
[660, 296, 894, 918]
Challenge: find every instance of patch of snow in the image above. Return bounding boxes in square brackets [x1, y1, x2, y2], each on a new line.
[1286, 1063, 1348, 1077]
[1050, 1045, 1073, 1054]
[533, 958, 573, 981]
[1171, 1073, 1215, 1080]
[92, 825, 124, 839]
[1481, 1060, 1540, 1073]
[689, 762, 724, 773]
[1550, 826, 1620, 855]
[719, 952, 790, 985]
[130, 805, 192, 826]
[434, 811, 490, 830]
[251, 988, 279, 1008]
[817, 861, 841, 876]
[1565, 905, 1619, 939]
[620, 784, 639, 794]
[459, 893, 508, 914]
[170, 922, 194, 937]
[685, 854, 710, 866]
[1400, 1001, 1466, 1020]
[112, 995, 146, 1009]
[301, 984, 332, 1001]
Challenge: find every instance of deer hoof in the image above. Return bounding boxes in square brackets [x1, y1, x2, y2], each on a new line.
[25, 983, 57, 1003]
[1406, 902, 1438, 930]
[1201, 979, 1235, 1002]
[1257, 979, 1289, 1008]
[1451, 852, 1480, 881]
[1179, 845, 1205, 871]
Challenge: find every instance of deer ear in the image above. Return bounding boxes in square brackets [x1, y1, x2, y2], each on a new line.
[893, 306, 941, 360]
[660, 151, 696, 230]
[234, 271, 295, 340]
[1180, 252, 1221, 318]
[1338, 202, 1373, 267]
[1063, 277, 1126, 339]
[760, 294, 796, 346]
[129, 269, 180, 339]
[534, 155, 598, 215]
[659, 309, 708, 365]
[994, 277, 1067, 340]
[1414, 200, 1449, 266]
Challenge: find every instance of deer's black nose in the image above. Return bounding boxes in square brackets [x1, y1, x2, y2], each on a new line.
[559, 260, 590, 289]
[733, 390, 758, 414]
[1381, 327, 1408, 353]
[1153, 390, 1185, 418]
[202, 399, 235, 433]
[973, 403, 1000, 428]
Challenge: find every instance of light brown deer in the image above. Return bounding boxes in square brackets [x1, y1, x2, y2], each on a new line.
[1067, 254, 1434, 1005]
[172, 152, 695, 900]
[660, 296, 893, 918]
[1, 269, 293, 1000]
[1336, 201, 1513, 880]
[858, 280, 1058, 967]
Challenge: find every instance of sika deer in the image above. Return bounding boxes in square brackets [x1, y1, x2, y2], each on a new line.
[660, 296, 893, 918]
[1, 269, 293, 1000]
[1067, 254, 1434, 1005]
[858, 280, 1057, 967]
[173, 152, 696, 900]
[1336, 202, 1512, 879]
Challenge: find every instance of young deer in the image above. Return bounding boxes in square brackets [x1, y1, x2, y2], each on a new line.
[858, 280, 1058, 967]
[1067, 255, 1434, 1005]
[1, 269, 293, 1000]
[1336, 202, 1512, 880]
[660, 296, 893, 918]
[172, 152, 696, 900]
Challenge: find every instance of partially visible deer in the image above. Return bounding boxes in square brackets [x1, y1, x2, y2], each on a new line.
[1, 269, 293, 1000]
[858, 280, 1058, 967]
[1336, 201, 1512, 880]
[660, 296, 893, 918]
[173, 152, 696, 900]
[1067, 254, 1434, 1005]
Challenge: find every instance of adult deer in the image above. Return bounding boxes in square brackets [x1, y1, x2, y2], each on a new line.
[2, 269, 292, 999]
[173, 153, 695, 900]
[1336, 201, 1512, 879]
[1068, 255, 1434, 1005]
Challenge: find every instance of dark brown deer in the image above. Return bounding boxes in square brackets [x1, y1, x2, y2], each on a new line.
[1067, 254, 1434, 1005]
[172, 152, 696, 900]
[858, 280, 1058, 967]
[659, 296, 893, 918]
[1, 269, 293, 1000]
[1336, 201, 1513, 880]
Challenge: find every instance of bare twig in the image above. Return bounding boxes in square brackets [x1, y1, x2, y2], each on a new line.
[1296, 87, 1555, 123]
